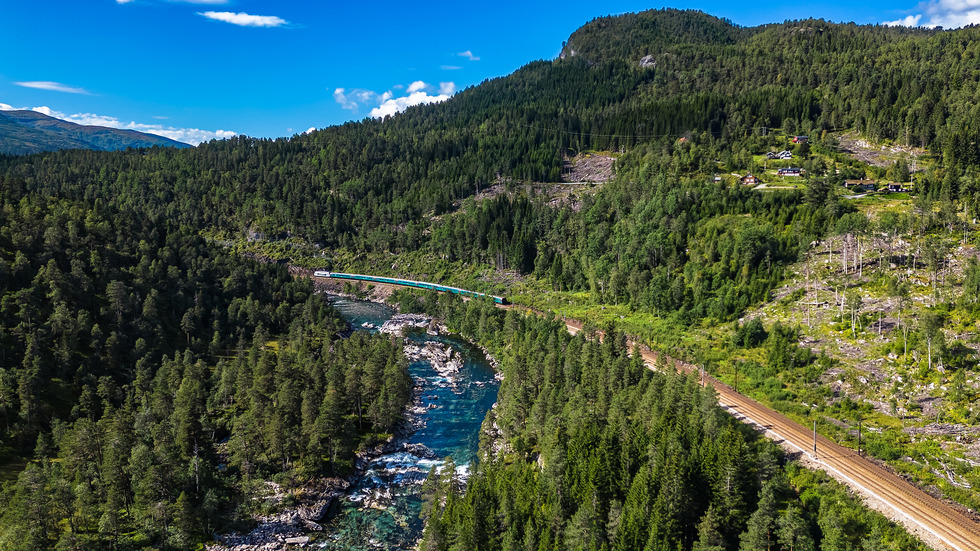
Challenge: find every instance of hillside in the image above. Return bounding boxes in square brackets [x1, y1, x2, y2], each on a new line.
[0, 109, 191, 155]
[1, 11, 977, 246]
[4, 7, 980, 550]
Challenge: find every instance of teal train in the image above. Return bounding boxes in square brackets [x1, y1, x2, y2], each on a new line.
[313, 271, 508, 305]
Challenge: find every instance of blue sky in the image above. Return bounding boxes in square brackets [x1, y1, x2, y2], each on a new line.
[0, 1, 970, 144]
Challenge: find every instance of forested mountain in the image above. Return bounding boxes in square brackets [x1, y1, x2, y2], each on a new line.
[0, 183, 412, 548]
[2, 11, 979, 324]
[4, 7, 980, 549]
[0, 110, 190, 155]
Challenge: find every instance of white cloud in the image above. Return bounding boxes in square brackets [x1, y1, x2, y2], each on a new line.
[333, 87, 386, 111]
[304, 127, 316, 135]
[885, 0, 980, 27]
[369, 89, 452, 119]
[116, 0, 135, 3]
[136, 124, 237, 145]
[29, 106, 60, 117]
[0, 103, 234, 145]
[198, 11, 288, 27]
[335, 81, 457, 119]
[458, 50, 480, 61]
[333, 88, 356, 110]
[441, 65, 463, 70]
[15, 81, 92, 95]
[885, 14, 924, 26]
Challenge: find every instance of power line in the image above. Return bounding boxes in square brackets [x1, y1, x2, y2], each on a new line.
[259, 123, 854, 153]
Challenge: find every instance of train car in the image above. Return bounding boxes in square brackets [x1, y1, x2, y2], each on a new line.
[313, 271, 508, 304]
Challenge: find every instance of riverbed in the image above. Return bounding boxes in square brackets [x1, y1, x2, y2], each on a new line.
[319, 296, 500, 550]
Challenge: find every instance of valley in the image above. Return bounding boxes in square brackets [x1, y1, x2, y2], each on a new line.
[5, 7, 980, 551]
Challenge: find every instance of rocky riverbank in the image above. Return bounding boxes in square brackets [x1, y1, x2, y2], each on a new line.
[210, 315, 464, 551]
[208, 478, 347, 550]
[207, 432, 437, 550]
[209, 296, 500, 550]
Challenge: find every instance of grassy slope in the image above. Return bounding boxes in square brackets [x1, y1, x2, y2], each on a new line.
[717, 193, 980, 510]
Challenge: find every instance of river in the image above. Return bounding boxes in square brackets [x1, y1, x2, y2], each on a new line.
[319, 296, 500, 550]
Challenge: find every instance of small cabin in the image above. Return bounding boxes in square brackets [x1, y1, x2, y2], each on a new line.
[777, 168, 803, 177]
[887, 183, 910, 193]
[765, 150, 793, 160]
[791, 136, 809, 144]
[844, 179, 876, 191]
[741, 173, 759, 185]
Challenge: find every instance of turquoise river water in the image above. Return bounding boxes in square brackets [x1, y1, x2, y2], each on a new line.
[319, 296, 500, 549]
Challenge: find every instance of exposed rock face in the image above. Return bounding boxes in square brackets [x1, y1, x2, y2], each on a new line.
[639, 54, 656, 68]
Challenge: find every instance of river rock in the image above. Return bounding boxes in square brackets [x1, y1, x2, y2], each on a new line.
[208, 478, 351, 550]
[404, 341, 462, 379]
[403, 442, 436, 458]
[379, 313, 432, 336]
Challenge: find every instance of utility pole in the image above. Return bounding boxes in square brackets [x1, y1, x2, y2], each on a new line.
[910, 152, 917, 191]
[857, 415, 862, 456]
[813, 420, 818, 459]
[805, 262, 812, 328]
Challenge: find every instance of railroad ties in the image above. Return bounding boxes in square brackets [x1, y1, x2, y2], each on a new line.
[689, 363, 980, 551]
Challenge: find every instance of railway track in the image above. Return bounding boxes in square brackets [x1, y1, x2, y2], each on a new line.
[306, 272, 980, 550]
[549, 314, 980, 550]
[640, 349, 980, 551]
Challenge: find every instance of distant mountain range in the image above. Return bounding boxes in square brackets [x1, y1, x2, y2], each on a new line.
[0, 109, 191, 155]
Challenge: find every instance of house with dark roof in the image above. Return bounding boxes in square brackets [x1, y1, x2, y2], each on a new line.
[844, 179, 876, 191]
